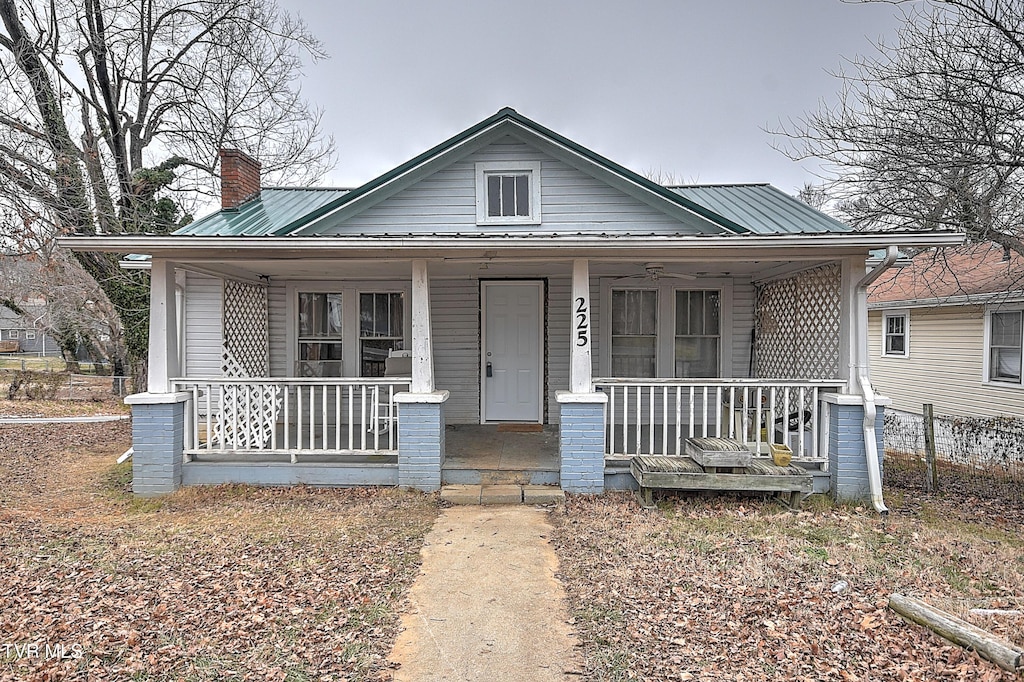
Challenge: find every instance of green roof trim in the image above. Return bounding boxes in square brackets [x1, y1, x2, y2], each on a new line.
[271, 108, 750, 237]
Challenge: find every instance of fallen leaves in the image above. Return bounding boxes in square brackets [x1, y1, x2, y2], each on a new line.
[0, 422, 440, 681]
[551, 492, 1024, 681]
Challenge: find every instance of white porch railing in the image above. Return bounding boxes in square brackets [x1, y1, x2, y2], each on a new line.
[593, 378, 845, 461]
[172, 377, 411, 459]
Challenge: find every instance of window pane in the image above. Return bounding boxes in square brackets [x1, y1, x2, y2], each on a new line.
[886, 334, 905, 354]
[611, 337, 656, 378]
[327, 294, 342, 335]
[487, 174, 502, 216]
[299, 293, 342, 338]
[992, 347, 1022, 382]
[992, 312, 1022, 347]
[675, 338, 719, 378]
[704, 292, 720, 334]
[362, 339, 400, 377]
[515, 174, 530, 216]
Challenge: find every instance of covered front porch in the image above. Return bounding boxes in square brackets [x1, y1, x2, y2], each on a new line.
[126, 252, 886, 501]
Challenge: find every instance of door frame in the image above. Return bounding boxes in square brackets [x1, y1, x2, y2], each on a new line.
[480, 279, 545, 424]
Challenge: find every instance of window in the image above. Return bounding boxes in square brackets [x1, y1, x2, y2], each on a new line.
[297, 292, 343, 376]
[675, 290, 720, 377]
[475, 161, 541, 224]
[611, 290, 658, 377]
[8, 329, 18, 340]
[883, 312, 909, 357]
[989, 310, 1022, 384]
[25, 330, 36, 340]
[359, 292, 404, 377]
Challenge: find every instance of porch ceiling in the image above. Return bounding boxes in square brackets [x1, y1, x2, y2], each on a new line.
[170, 257, 840, 282]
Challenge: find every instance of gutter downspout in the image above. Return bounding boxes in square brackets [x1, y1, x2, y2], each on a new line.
[854, 245, 899, 514]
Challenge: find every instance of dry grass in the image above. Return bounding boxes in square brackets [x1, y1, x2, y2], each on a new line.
[0, 422, 439, 681]
[552, 491, 1024, 681]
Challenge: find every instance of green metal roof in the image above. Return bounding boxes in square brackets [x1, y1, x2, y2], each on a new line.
[174, 187, 349, 237]
[173, 111, 854, 239]
[668, 184, 851, 236]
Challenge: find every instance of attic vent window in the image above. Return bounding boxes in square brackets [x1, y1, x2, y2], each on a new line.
[476, 161, 541, 225]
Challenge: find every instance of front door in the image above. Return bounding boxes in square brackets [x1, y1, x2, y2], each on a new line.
[482, 281, 543, 422]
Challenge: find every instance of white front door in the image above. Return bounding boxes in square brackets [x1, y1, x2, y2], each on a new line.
[482, 281, 543, 422]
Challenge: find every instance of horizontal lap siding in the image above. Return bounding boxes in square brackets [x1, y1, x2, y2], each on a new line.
[324, 139, 692, 234]
[268, 283, 287, 376]
[431, 279, 480, 423]
[731, 281, 755, 377]
[184, 272, 222, 377]
[869, 307, 1024, 417]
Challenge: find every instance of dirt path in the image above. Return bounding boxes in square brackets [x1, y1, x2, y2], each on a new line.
[389, 506, 581, 681]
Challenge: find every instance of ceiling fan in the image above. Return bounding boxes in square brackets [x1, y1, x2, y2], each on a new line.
[609, 262, 696, 283]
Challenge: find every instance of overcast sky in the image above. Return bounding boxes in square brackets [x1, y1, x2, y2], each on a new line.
[279, 0, 906, 195]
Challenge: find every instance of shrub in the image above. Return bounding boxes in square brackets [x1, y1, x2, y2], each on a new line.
[6, 370, 68, 400]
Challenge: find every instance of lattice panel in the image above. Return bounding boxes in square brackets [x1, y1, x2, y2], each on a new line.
[222, 279, 269, 377]
[755, 263, 841, 380]
[213, 352, 282, 449]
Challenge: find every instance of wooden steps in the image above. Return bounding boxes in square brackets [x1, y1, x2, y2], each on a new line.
[630, 452, 814, 510]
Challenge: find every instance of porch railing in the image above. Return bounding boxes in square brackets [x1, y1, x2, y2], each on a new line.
[172, 377, 411, 459]
[593, 378, 844, 461]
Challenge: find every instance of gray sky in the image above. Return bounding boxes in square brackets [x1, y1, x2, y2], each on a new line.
[281, 0, 905, 194]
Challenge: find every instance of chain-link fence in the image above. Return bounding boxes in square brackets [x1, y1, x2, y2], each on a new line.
[2, 368, 131, 400]
[884, 407, 1024, 503]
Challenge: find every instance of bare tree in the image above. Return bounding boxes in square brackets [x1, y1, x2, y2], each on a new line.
[773, 0, 1024, 256]
[0, 0, 334, 388]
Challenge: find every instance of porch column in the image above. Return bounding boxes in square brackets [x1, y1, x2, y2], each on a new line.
[124, 258, 188, 496]
[570, 258, 593, 393]
[148, 258, 180, 394]
[396, 258, 447, 492]
[557, 258, 607, 494]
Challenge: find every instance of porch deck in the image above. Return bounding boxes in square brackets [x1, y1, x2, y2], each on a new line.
[443, 424, 560, 485]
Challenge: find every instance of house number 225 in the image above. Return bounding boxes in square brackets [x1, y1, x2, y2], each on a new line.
[575, 297, 589, 346]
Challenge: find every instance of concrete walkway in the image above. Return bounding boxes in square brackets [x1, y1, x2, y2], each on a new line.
[389, 506, 582, 681]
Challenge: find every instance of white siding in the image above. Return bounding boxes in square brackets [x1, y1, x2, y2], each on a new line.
[184, 271, 222, 377]
[320, 139, 713, 235]
[268, 282, 287, 377]
[731, 280, 755, 377]
[869, 306, 1024, 418]
[431, 278, 480, 423]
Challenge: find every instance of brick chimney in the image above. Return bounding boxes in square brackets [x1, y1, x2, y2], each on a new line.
[219, 149, 261, 210]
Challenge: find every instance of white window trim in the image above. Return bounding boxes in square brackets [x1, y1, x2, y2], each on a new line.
[286, 281, 411, 378]
[9, 329, 19, 340]
[24, 330, 36, 340]
[475, 161, 542, 225]
[881, 310, 910, 358]
[599, 278, 734, 378]
[983, 305, 1024, 388]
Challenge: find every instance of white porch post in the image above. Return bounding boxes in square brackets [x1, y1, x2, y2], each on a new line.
[410, 258, 434, 393]
[147, 258, 180, 393]
[839, 256, 859, 395]
[557, 257, 606, 493]
[569, 258, 593, 393]
[125, 257, 187, 496]
[396, 258, 447, 491]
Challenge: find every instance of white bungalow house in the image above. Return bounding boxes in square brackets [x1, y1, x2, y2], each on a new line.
[63, 109, 961, 506]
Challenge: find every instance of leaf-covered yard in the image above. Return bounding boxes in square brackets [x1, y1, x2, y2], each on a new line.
[0, 419, 439, 681]
[552, 493, 1024, 681]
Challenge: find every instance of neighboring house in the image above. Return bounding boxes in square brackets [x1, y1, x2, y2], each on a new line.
[62, 108, 960, 502]
[0, 306, 61, 356]
[868, 243, 1024, 419]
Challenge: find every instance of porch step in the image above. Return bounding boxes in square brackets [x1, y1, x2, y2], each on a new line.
[442, 468, 559, 486]
[440, 484, 565, 506]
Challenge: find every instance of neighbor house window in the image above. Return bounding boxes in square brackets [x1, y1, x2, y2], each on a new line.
[359, 292, 404, 377]
[475, 161, 541, 224]
[297, 292, 343, 376]
[883, 312, 909, 357]
[611, 289, 658, 377]
[9, 329, 18, 339]
[25, 330, 36, 340]
[989, 310, 1022, 384]
[675, 290, 720, 378]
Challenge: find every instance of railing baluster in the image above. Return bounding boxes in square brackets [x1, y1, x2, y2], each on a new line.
[648, 385, 655, 455]
[688, 386, 695, 438]
[634, 386, 642, 456]
[283, 385, 290, 452]
[755, 387, 763, 452]
[297, 386, 303, 451]
[674, 386, 682, 455]
[348, 385, 354, 450]
[335, 385, 342, 451]
[360, 385, 367, 451]
[621, 386, 628, 456]
[661, 386, 668, 455]
[608, 386, 616, 456]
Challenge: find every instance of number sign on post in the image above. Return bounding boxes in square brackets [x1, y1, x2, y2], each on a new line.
[570, 259, 592, 393]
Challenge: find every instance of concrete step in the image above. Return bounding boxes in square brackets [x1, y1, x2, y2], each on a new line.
[440, 484, 565, 505]
[442, 468, 559, 486]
